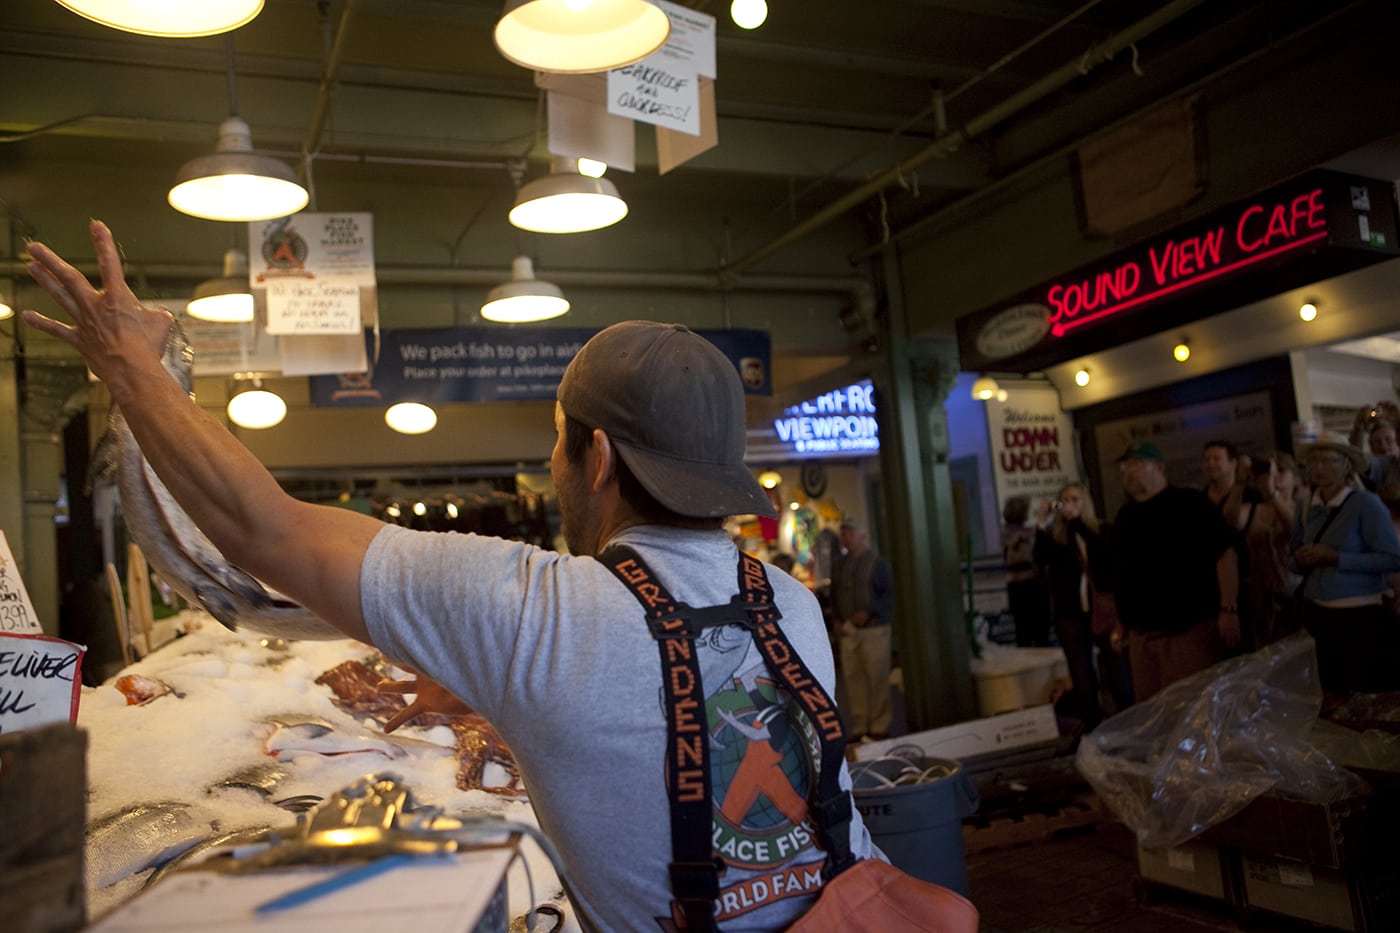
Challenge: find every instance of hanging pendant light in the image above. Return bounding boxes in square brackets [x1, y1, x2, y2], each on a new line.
[481, 256, 571, 323]
[52, 0, 264, 37]
[509, 157, 628, 234]
[187, 248, 254, 322]
[227, 377, 287, 429]
[169, 37, 308, 222]
[169, 116, 308, 222]
[494, 0, 671, 75]
[385, 402, 438, 435]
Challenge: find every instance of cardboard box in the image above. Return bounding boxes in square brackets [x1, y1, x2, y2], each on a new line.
[1137, 841, 1236, 902]
[0, 723, 87, 933]
[1241, 853, 1400, 933]
[856, 704, 1059, 763]
[1198, 791, 1393, 869]
[1243, 855, 1355, 930]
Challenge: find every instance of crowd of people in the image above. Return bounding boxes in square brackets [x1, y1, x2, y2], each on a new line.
[1002, 403, 1400, 728]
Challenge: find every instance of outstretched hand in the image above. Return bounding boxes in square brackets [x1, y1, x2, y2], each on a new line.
[378, 674, 474, 733]
[22, 220, 175, 391]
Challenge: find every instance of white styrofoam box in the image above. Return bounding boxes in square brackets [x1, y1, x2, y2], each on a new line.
[855, 704, 1059, 762]
[968, 645, 1069, 715]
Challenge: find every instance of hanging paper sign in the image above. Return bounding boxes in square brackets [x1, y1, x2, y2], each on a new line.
[181, 310, 284, 377]
[0, 530, 43, 636]
[655, 0, 716, 78]
[607, 2, 715, 136]
[0, 633, 85, 735]
[264, 279, 363, 335]
[250, 213, 378, 338]
[250, 213, 377, 286]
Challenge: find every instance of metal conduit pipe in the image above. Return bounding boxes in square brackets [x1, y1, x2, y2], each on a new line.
[716, 0, 1209, 284]
[300, 0, 358, 176]
[0, 260, 868, 296]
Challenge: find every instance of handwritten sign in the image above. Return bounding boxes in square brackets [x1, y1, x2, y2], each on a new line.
[607, 1, 715, 136]
[0, 633, 84, 734]
[265, 279, 363, 335]
[0, 530, 43, 635]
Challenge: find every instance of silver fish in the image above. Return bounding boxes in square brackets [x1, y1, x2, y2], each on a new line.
[92, 323, 343, 641]
[85, 801, 212, 890]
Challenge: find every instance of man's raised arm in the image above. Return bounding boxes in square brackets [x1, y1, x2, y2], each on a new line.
[24, 220, 381, 643]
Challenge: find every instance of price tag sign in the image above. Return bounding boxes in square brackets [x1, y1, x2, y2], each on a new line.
[0, 530, 43, 635]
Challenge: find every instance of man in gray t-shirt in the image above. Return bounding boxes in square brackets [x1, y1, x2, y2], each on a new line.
[23, 225, 878, 932]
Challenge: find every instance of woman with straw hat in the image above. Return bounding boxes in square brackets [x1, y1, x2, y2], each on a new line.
[1291, 431, 1400, 696]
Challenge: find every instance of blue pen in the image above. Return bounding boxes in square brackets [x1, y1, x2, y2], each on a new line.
[254, 853, 418, 915]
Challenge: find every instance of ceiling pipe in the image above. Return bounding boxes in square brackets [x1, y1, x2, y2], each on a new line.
[300, 0, 357, 186]
[716, 0, 1210, 284]
[0, 259, 867, 296]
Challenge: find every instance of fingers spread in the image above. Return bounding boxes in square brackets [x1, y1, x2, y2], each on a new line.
[19, 309, 78, 345]
[91, 220, 126, 297]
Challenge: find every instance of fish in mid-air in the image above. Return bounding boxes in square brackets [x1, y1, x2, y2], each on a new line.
[91, 322, 343, 641]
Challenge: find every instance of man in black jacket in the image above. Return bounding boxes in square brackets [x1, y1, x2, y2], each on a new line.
[1112, 441, 1241, 700]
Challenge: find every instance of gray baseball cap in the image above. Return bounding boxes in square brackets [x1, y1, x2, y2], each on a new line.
[558, 321, 777, 519]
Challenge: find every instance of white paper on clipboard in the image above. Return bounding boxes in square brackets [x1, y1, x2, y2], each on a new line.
[87, 847, 514, 933]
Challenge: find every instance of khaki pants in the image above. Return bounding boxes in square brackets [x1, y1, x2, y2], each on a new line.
[1125, 620, 1224, 702]
[839, 622, 893, 738]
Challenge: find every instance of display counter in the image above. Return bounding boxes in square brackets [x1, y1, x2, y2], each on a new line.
[74, 611, 576, 931]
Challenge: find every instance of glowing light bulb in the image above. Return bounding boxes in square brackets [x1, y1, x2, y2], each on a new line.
[1074, 369, 1090, 387]
[1299, 302, 1318, 322]
[1173, 342, 1191, 362]
[413, 501, 428, 517]
[577, 158, 607, 178]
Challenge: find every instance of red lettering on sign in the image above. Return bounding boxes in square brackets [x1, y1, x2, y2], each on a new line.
[1043, 187, 1330, 338]
[1000, 450, 1063, 472]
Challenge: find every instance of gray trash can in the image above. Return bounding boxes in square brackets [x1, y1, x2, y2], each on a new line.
[850, 753, 980, 896]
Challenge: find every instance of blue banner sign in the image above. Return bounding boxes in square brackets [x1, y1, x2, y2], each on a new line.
[771, 381, 880, 456]
[309, 326, 772, 407]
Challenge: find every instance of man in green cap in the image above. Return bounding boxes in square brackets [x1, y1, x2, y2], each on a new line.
[1110, 441, 1241, 700]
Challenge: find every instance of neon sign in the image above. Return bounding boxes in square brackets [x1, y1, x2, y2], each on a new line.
[772, 382, 879, 455]
[955, 170, 1399, 374]
[1047, 187, 1327, 336]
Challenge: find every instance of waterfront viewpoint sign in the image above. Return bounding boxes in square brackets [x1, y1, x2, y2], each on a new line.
[956, 170, 1400, 373]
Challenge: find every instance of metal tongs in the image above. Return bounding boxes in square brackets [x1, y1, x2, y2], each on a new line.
[222, 771, 468, 871]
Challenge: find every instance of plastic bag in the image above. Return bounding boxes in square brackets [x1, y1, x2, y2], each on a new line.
[1076, 633, 1369, 849]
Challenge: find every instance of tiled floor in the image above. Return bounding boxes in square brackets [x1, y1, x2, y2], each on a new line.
[964, 820, 1332, 933]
